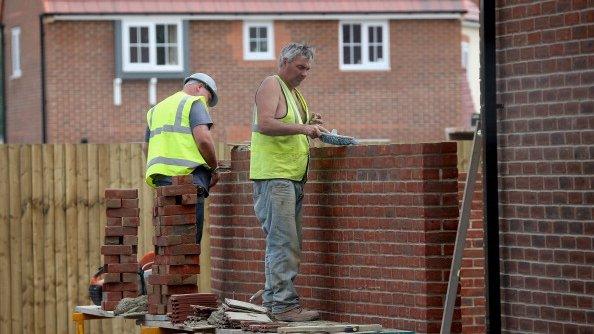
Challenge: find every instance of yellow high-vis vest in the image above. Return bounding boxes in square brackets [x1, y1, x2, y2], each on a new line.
[250, 75, 310, 181]
[145, 91, 211, 188]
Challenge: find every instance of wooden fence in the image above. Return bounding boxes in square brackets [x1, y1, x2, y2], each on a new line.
[0, 144, 212, 334]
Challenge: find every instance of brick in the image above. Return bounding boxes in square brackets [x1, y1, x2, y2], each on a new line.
[105, 189, 138, 199]
[122, 217, 140, 227]
[160, 264, 200, 275]
[157, 184, 197, 197]
[104, 236, 121, 245]
[119, 255, 138, 263]
[147, 274, 197, 285]
[106, 217, 123, 227]
[105, 226, 139, 237]
[157, 244, 201, 256]
[100, 245, 135, 255]
[105, 198, 122, 209]
[102, 282, 138, 292]
[102, 291, 122, 301]
[155, 225, 196, 236]
[123, 291, 139, 298]
[153, 235, 195, 246]
[172, 175, 194, 185]
[101, 300, 119, 311]
[153, 254, 200, 265]
[148, 303, 167, 315]
[123, 235, 138, 245]
[103, 255, 120, 263]
[161, 284, 199, 295]
[157, 205, 195, 216]
[105, 263, 139, 273]
[155, 214, 196, 226]
[103, 273, 121, 283]
[106, 208, 140, 218]
[157, 196, 177, 207]
[122, 198, 139, 208]
[122, 273, 139, 283]
[181, 194, 201, 205]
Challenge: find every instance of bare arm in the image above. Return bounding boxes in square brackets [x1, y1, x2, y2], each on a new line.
[192, 125, 217, 170]
[256, 76, 326, 138]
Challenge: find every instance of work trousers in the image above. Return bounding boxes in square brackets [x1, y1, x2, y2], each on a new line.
[253, 179, 304, 314]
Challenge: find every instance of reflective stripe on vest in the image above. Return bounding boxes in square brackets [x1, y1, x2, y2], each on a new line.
[145, 91, 210, 188]
[249, 75, 310, 181]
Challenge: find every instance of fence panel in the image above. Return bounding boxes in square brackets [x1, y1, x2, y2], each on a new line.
[0, 143, 212, 334]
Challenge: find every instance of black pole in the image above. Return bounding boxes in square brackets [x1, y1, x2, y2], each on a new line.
[40, 14, 47, 143]
[480, 0, 501, 333]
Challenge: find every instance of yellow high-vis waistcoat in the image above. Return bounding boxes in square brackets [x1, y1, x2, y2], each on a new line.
[250, 75, 310, 181]
[145, 91, 210, 188]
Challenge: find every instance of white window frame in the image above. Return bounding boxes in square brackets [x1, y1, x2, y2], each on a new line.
[11, 27, 22, 78]
[461, 41, 469, 69]
[243, 21, 274, 60]
[121, 18, 184, 72]
[339, 21, 390, 71]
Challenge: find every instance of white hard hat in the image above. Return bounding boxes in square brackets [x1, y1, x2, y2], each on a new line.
[184, 73, 219, 107]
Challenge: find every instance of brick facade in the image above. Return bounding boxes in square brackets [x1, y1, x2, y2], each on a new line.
[209, 143, 462, 334]
[496, 1, 593, 333]
[8, 17, 463, 144]
[2, 0, 44, 142]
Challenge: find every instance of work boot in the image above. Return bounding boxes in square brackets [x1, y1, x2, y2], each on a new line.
[274, 307, 320, 322]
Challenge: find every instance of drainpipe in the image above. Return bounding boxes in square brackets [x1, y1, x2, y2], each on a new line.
[480, 0, 501, 333]
[40, 14, 47, 143]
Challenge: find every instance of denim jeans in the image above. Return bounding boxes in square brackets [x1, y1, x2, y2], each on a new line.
[154, 176, 206, 243]
[253, 179, 304, 314]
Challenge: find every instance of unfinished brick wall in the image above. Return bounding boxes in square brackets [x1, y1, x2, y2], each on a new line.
[210, 143, 462, 334]
[496, 1, 593, 333]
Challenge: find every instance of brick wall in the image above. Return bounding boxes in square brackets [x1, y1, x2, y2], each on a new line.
[458, 171, 486, 334]
[496, 1, 593, 333]
[35, 18, 461, 143]
[209, 143, 462, 334]
[2, 0, 44, 142]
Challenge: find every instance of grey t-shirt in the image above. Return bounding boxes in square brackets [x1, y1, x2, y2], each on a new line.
[146, 100, 213, 195]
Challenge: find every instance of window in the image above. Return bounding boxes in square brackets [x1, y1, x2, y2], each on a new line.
[339, 21, 389, 70]
[243, 21, 274, 60]
[11, 27, 21, 78]
[122, 19, 183, 72]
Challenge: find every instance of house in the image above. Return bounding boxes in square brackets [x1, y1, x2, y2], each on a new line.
[1, 0, 478, 144]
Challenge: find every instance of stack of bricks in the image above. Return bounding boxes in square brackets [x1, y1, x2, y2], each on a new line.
[100, 188, 141, 311]
[148, 175, 201, 315]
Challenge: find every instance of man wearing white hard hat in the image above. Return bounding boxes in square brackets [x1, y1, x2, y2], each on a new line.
[144, 72, 219, 243]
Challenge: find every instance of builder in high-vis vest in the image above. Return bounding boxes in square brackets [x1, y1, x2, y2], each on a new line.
[145, 73, 220, 244]
[250, 43, 327, 322]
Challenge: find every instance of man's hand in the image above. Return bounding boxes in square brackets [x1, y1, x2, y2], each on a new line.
[302, 124, 329, 139]
[209, 172, 219, 189]
[309, 113, 324, 125]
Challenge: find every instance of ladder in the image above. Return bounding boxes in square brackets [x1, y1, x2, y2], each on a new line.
[440, 120, 483, 334]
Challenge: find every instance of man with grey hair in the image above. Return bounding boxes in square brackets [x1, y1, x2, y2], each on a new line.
[250, 43, 326, 321]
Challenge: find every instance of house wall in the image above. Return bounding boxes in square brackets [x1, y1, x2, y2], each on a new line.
[40, 18, 462, 144]
[496, 1, 593, 333]
[209, 143, 462, 334]
[2, 0, 44, 142]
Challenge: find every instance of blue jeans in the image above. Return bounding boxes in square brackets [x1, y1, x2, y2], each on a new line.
[253, 179, 304, 314]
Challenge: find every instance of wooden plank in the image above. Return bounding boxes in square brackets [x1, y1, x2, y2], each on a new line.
[65, 143, 78, 334]
[20, 145, 34, 334]
[97, 144, 110, 331]
[0, 145, 12, 334]
[54, 144, 69, 334]
[8, 145, 22, 334]
[87, 144, 101, 334]
[42, 145, 57, 334]
[31, 145, 46, 334]
[76, 145, 90, 307]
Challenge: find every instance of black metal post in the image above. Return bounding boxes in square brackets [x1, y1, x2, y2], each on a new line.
[480, 0, 501, 333]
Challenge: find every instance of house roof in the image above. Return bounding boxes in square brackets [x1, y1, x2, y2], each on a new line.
[42, 0, 466, 15]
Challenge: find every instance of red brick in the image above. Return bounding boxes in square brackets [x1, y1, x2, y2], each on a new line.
[102, 282, 138, 292]
[102, 291, 122, 301]
[119, 255, 138, 263]
[161, 264, 200, 275]
[105, 226, 139, 237]
[123, 291, 139, 298]
[155, 214, 196, 226]
[156, 225, 196, 236]
[106, 198, 122, 209]
[157, 196, 177, 207]
[105, 263, 139, 273]
[157, 244, 201, 256]
[103, 273, 121, 283]
[154, 254, 200, 265]
[181, 194, 201, 205]
[105, 189, 138, 199]
[122, 198, 139, 208]
[101, 301, 119, 311]
[153, 235, 194, 246]
[122, 217, 140, 227]
[147, 274, 197, 285]
[172, 175, 194, 185]
[157, 184, 197, 197]
[123, 235, 138, 245]
[122, 273, 139, 283]
[157, 205, 195, 216]
[106, 208, 140, 218]
[100, 245, 135, 255]
[106, 217, 123, 227]
[104, 236, 121, 245]
[103, 255, 120, 263]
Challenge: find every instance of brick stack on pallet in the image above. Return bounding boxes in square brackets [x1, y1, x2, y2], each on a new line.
[100, 188, 141, 311]
[169, 293, 218, 323]
[148, 175, 202, 315]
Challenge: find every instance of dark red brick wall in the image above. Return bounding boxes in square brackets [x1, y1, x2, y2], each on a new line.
[496, 1, 593, 333]
[26, 18, 461, 143]
[2, 0, 44, 142]
[458, 171, 486, 334]
[209, 143, 462, 334]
